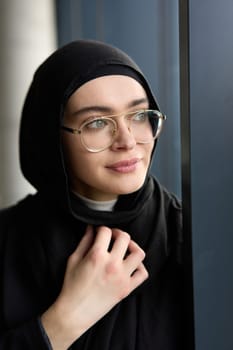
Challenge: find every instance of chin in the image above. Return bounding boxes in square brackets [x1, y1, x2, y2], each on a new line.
[112, 179, 145, 196]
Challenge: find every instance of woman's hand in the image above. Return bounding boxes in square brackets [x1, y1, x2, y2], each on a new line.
[41, 225, 148, 350]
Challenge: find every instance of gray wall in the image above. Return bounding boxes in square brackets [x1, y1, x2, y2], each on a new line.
[56, 0, 182, 198]
[180, 0, 233, 349]
[0, 0, 56, 208]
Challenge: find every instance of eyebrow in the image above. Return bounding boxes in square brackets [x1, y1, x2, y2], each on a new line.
[69, 97, 149, 117]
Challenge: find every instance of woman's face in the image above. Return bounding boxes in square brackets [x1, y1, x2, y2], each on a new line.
[61, 75, 154, 201]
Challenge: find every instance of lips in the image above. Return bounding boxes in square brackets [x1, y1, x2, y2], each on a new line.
[106, 158, 141, 173]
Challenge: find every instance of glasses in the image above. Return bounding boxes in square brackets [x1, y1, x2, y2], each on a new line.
[61, 109, 166, 153]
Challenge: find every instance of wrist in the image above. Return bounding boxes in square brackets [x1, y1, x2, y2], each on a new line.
[41, 301, 84, 350]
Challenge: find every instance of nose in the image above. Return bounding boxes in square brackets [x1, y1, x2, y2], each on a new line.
[110, 119, 136, 151]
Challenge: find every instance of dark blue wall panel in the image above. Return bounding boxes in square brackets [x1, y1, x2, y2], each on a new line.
[180, 0, 233, 348]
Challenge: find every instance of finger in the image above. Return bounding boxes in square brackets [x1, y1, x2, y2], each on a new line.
[124, 240, 145, 274]
[110, 229, 130, 259]
[128, 239, 145, 258]
[93, 226, 112, 251]
[130, 263, 149, 289]
[69, 225, 94, 264]
[80, 225, 96, 257]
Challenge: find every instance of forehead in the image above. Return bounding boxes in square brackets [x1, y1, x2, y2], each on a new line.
[66, 75, 148, 112]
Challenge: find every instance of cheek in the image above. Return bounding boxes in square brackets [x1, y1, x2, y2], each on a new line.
[62, 136, 100, 177]
[62, 135, 84, 174]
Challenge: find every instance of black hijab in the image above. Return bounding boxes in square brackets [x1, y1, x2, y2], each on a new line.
[1, 40, 184, 349]
[19, 40, 160, 217]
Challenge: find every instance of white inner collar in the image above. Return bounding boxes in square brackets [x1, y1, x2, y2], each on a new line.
[74, 192, 117, 212]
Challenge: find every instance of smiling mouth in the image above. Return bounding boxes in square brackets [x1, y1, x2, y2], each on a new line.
[106, 158, 141, 173]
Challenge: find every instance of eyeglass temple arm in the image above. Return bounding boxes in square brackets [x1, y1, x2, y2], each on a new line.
[61, 126, 80, 134]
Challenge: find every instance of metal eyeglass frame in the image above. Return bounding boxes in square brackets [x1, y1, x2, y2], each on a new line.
[61, 109, 166, 153]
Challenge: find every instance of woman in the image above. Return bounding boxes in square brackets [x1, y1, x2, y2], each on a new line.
[0, 40, 184, 349]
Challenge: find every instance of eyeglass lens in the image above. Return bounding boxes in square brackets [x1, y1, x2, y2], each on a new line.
[81, 110, 161, 152]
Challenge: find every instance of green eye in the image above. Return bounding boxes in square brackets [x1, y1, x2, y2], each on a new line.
[132, 111, 147, 122]
[86, 119, 108, 130]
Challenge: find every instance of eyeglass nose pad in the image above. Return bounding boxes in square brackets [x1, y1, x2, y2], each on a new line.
[125, 117, 131, 132]
[112, 127, 117, 137]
